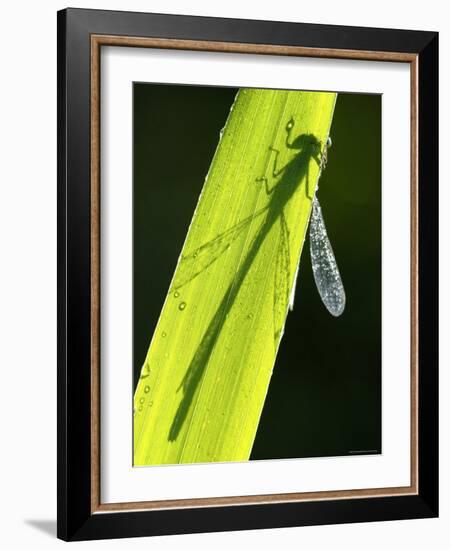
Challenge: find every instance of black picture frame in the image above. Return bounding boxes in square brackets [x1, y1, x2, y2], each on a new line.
[57, 7, 438, 541]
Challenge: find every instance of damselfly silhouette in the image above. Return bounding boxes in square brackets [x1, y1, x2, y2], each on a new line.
[168, 117, 345, 441]
[172, 121, 345, 323]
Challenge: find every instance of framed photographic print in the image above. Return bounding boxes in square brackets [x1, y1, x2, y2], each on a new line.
[57, 8, 438, 541]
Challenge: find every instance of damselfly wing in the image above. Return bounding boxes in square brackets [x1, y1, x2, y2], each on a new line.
[273, 212, 292, 341]
[171, 205, 268, 292]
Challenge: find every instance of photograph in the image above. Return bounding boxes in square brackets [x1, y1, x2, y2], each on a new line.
[53, 6, 439, 541]
[0, 0, 444, 546]
[133, 84, 382, 466]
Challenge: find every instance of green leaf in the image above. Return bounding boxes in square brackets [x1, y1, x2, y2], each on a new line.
[134, 88, 337, 465]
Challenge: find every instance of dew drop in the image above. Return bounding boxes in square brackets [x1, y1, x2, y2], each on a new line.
[138, 405, 143, 412]
[139, 397, 145, 404]
[148, 401, 153, 407]
[144, 386, 150, 393]
[178, 301, 186, 311]
[174, 291, 180, 298]
[162, 331, 167, 338]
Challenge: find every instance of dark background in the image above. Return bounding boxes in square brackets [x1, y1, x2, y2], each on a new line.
[133, 83, 381, 460]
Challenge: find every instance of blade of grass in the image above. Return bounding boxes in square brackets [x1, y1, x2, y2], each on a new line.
[134, 88, 337, 465]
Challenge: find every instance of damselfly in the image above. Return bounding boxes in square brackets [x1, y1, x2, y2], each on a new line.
[172, 119, 345, 325]
[168, 117, 345, 440]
